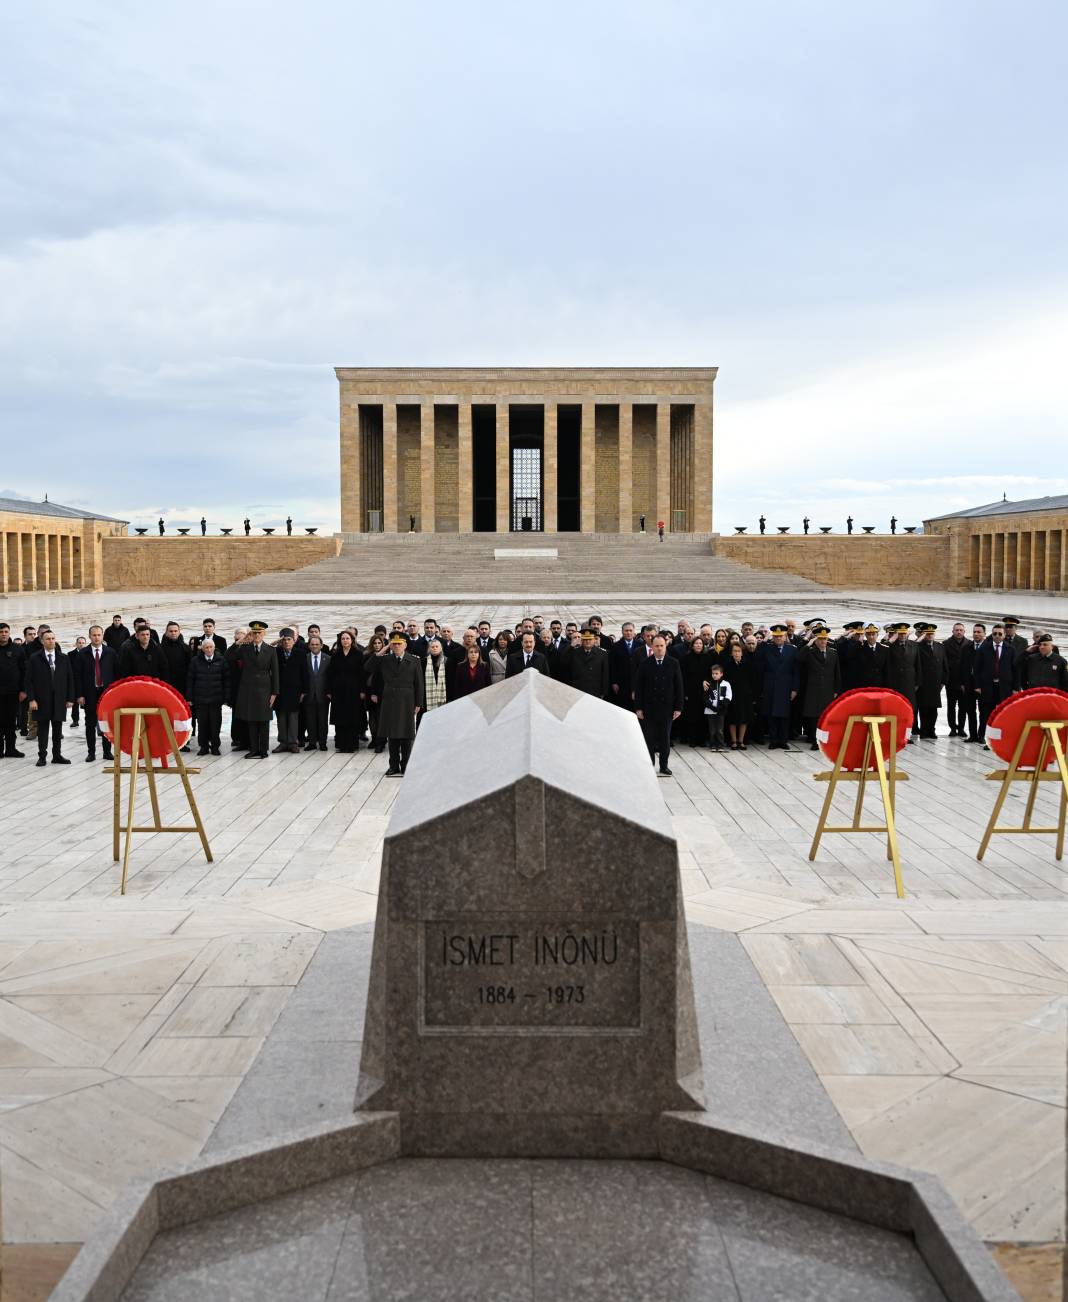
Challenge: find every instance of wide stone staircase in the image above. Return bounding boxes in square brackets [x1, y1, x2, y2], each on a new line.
[224, 532, 829, 597]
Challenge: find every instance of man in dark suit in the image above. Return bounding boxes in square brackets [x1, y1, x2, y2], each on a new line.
[505, 632, 549, 677]
[476, 620, 494, 660]
[303, 635, 331, 751]
[634, 633, 684, 775]
[186, 637, 229, 756]
[23, 631, 75, 765]
[610, 622, 642, 709]
[189, 618, 228, 657]
[567, 628, 611, 698]
[75, 625, 120, 761]
[960, 623, 986, 741]
[973, 625, 1017, 745]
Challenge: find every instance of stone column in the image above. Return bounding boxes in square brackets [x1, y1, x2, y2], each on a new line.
[383, 403, 399, 533]
[655, 404, 670, 533]
[618, 402, 633, 532]
[65, 535, 75, 589]
[543, 402, 558, 533]
[0, 530, 7, 595]
[420, 402, 436, 533]
[693, 400, 713, 532]
[340, 396, 363, 534]
[580, 402, 596, 532]
[458, 402, 473, 533]
[495, 404, 510, 532]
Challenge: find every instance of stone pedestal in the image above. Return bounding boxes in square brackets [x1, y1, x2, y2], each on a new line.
[356, 672, 704, 1155]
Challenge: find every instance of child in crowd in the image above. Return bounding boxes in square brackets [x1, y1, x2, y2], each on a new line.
[704, 663, 732, 752]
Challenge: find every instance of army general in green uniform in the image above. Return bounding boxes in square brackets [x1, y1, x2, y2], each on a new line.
[236, 620, 279, 758]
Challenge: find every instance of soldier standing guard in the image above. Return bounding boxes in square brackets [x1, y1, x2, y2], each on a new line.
[371, 632, 424, 776]
[236, 621, 279, 759]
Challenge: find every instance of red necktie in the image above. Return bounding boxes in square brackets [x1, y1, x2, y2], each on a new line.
[95, 648, 102, 688]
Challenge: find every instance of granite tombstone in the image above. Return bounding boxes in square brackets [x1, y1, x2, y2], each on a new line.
[356, 671, 704, 1156]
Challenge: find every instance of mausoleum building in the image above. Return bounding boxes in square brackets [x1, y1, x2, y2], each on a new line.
[337, 366, 716, 535]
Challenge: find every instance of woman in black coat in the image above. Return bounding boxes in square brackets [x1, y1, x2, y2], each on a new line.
[362, 634, 387, 752]
[327, 631, 364, 752]
[451, 644, 491, 698]
[680, 637, 711, 746]
[724, 643, 756, 750]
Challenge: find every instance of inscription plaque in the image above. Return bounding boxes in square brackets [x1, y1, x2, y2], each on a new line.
[422, 919, 640, 1031]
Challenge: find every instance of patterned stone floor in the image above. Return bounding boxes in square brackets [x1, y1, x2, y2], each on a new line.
[0, 589, 1065, 1297]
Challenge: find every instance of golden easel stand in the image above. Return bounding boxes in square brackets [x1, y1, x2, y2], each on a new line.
[808, 714, 909, 899]
[977, 719, 1068, 861]
[103, 707, 213, 895]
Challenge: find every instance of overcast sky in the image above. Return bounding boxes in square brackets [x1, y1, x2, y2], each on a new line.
[3, 1, 1066, 533]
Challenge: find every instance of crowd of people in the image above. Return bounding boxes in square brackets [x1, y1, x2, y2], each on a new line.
[0, 611, 1064, 777]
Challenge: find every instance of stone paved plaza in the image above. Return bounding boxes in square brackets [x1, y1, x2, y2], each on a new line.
[1, 589, 1066, 1297]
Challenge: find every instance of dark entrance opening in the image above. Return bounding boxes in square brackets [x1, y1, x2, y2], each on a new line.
[472, 405, 496, 532]
[557, 405, 581, 532]
[509, 405, 543, 532]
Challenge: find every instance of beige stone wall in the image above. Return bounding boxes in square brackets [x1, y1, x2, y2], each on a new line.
[101, 536, 340, 591]
[435, 407, 459, 533]
[925, 511, 1068, 591]
[594, 404, 619, 532]
[714, 534, 950, 590]
[1, 510, 125, 594]
[397, 406, 421, 531]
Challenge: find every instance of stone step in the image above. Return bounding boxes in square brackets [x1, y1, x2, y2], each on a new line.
[226, 534, 828, 596]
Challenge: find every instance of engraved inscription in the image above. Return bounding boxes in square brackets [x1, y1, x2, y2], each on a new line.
[423, 920, 640, 1030]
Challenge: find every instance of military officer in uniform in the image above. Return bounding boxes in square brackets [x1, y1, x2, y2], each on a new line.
[1003, 616, 1028, 660]
[914, 622, 947, 740]
[371, 632, 424, 776]
[854, 620, 889, 687]
[236, 620, 278, 758]
[885, 621, 923, 742]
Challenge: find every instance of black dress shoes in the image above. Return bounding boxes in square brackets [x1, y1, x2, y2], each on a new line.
[52, 755, 71, 765]
[36, 756, 47, 766]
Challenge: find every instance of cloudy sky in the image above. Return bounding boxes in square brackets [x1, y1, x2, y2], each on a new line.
[3, 1, 1066, 533]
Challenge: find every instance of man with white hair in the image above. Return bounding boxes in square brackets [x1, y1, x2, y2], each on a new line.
[186, 637, 229, 756]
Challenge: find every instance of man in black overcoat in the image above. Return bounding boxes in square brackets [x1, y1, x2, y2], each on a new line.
[634, 633, 684, 775]
[941, 622, 969, 738]
[23, 630, 75, 765]
[914, 623, 947, 740]
[609, 622, 641, 708]
[75, 625, 120, 761]
[119, 625, 170, 680]
[0, 622, 25, 758]
[567, 628, 611, 698]
[102, 616, 130, 652]
[885, 622, 923, 743]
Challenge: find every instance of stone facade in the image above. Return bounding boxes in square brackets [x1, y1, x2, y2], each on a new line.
[714, 535, 950, 590]
[336, 367, 716, 535]
[0, 500, 127, 595]
[101, 536, 341, 591]
[924, 497, 1068, 592]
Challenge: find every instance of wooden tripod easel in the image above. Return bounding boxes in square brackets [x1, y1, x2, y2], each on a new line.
[977, 719, 1068, 861]
[809, 715, 909, 899]
[103, 707, 213, 895]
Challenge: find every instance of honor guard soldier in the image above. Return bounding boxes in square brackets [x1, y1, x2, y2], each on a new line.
[236, 621, 279, 758]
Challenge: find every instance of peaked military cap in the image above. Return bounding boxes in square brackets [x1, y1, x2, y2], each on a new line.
[843, 620, 864, 631]
[249, 620, 268, 632]
[891, 622, 911, 634]
[389, 632, 407, 644]
[1002, 615, 1022, 626]
[864, 620, 880, 632]
[768, 623, 788, 634]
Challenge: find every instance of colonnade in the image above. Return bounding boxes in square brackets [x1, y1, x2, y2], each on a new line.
[971, 526, 1067, 591]
[340, 398, 713, 535]
[1, 528, 83, 594]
